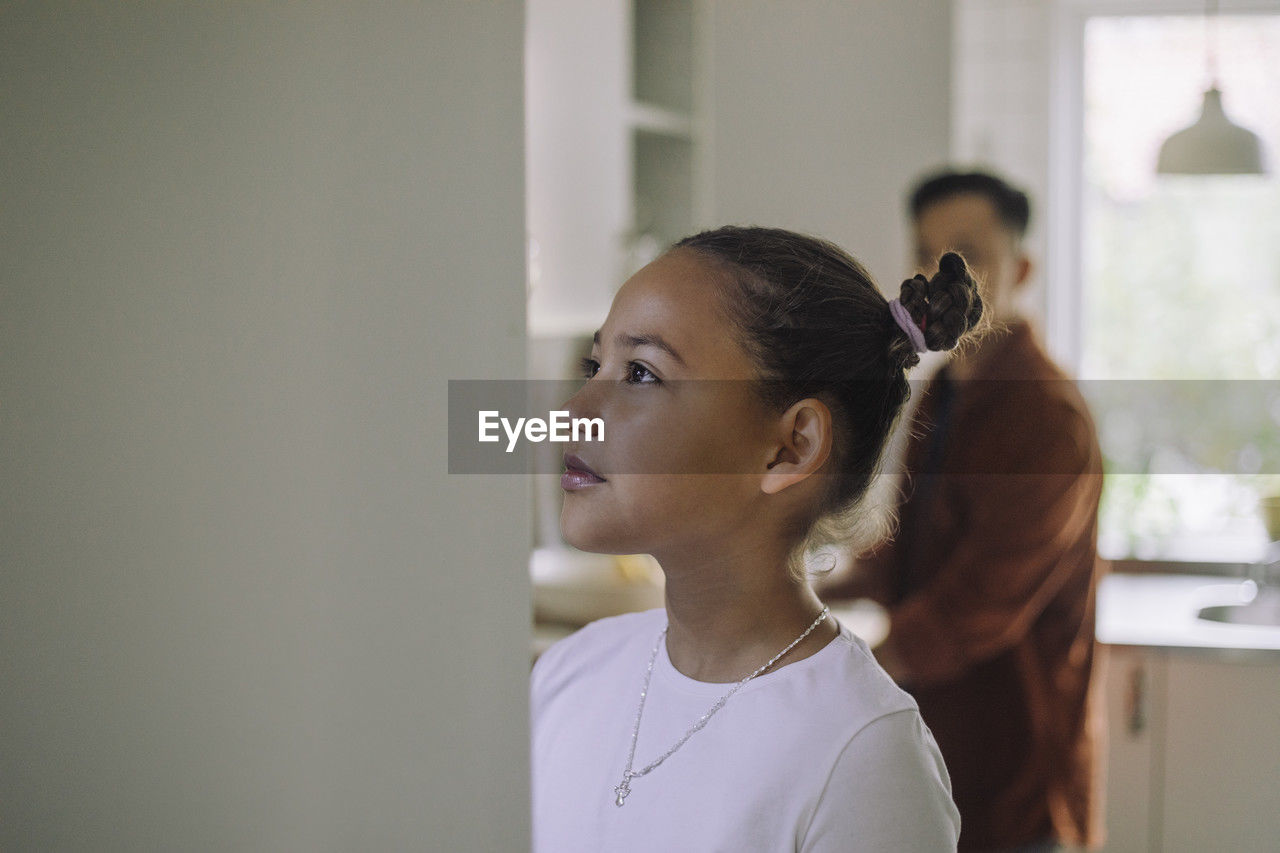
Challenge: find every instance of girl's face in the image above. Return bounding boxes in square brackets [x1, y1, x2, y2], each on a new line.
[560, 250, 779, 557]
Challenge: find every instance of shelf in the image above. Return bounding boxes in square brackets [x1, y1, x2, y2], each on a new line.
[633, 0, 694, 114]
[626, 100, 693, 138]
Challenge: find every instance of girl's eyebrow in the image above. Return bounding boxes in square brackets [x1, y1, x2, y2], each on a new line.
[592, 329, 687, 367]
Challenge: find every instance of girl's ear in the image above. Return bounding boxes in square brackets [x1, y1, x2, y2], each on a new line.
[1014, 254, 1033, 288]
[761, 398, 833, 495]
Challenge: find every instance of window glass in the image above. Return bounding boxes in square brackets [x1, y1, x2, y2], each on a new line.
[1083, 15, 1280, 560]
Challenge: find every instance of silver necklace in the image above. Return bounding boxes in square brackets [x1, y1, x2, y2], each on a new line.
[613, 606, 830, 807]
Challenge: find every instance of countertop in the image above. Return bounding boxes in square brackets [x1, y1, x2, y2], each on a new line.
[1097, 573, 1280, 658]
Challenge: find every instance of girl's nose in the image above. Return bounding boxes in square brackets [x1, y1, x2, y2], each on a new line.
[563, 377, 601, 424]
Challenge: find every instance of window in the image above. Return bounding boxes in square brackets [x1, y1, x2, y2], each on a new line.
[1081, 14, 1280, 560]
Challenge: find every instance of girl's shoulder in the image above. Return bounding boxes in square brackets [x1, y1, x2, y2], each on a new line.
[531, 608, 666, 698]
[790, 621, 922, 734]
[544, 607, 666, 662]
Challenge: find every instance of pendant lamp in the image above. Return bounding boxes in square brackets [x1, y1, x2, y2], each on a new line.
[1156, 0, 1268, 176]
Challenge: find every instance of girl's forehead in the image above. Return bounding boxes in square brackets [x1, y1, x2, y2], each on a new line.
[602, 251, 754, 377]
[612, 251, 716, 315]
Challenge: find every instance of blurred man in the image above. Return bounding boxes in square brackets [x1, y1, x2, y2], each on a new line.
[824, 170, 1106, 852]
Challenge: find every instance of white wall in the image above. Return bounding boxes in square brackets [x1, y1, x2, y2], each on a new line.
[0, 3, 529, 850]
[705, 0, 953, 289]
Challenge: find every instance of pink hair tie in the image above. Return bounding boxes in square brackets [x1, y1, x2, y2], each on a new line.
[889, 298, 927, 353]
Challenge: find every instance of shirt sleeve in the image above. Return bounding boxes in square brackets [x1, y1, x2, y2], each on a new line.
[802, 709, 960, 852]
[879, 393, 1103, 687]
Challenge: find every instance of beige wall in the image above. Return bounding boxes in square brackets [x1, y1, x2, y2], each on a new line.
[705, 0, 952, 290]
[0, 3, 529, 850]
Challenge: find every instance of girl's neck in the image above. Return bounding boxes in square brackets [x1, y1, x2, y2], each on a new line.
[654, 544, 837, 683]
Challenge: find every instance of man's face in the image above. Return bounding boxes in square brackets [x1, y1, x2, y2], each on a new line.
[912, 192, 1028, 322]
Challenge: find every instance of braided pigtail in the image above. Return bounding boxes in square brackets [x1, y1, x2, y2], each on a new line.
[887, 251, 986, 369]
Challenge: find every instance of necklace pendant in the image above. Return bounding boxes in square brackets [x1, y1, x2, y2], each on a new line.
[614, 777, 631, 807]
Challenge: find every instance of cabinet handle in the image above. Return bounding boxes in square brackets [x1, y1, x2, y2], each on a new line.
[1124, 664, 1147, 737]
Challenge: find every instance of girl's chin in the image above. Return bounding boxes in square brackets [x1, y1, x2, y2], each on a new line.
[561, 494, 663, 553]
[559, 519, 638, 557]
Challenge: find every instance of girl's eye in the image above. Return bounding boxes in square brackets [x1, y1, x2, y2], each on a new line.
[625, 361, 659, 385]
[578, 356, 660, 385]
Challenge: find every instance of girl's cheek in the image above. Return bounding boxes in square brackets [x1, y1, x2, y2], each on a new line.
[606, 417, 666, 473]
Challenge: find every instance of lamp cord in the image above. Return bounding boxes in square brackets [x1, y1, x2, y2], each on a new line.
[1206, 0, 1219, 86]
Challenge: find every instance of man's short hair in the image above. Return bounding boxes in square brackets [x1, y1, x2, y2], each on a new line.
[908, 169, 1032, 240]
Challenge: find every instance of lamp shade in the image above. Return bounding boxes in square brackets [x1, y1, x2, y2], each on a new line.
[1157, 87, 1268, 175]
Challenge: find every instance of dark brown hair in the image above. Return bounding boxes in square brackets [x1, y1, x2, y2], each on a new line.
[909, 169, 1031, 240]
[672, 226, 984, 575]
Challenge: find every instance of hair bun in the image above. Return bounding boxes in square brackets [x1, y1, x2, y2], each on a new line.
[896, 251, 984, 355]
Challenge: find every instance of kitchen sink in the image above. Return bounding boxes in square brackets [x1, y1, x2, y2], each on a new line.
[1198, 583, 1280, 628]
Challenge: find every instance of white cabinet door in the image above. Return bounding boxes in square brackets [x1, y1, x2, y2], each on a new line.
[1101, 649, 1280, 853]
[526, 0, 630, 336]
[1160, 656, 1280, 853]
[1101, 646, 1163, 853]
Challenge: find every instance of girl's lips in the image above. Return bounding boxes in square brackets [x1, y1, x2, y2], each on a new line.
[562, 454, 605, 490]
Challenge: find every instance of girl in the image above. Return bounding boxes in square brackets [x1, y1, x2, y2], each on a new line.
[532, 227, 983, 851]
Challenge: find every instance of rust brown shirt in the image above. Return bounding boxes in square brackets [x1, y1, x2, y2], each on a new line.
[855, 322, 1107, 851]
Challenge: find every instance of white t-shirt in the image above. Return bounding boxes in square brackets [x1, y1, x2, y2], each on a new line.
[531, 608, 960, 852]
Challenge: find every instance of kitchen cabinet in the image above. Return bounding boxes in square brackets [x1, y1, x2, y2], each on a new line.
[1102, 646, 1161, 853]
[526, 0, 705, 337]
[1101, 646, 1280, 852]
[1160, 655, 1280, 852]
